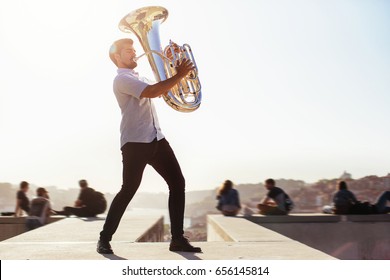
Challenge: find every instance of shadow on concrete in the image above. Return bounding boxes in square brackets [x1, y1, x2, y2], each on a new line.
[101, 253, 128, 260]
[79, 217, 106, 222]
[171, 251, 203, 260]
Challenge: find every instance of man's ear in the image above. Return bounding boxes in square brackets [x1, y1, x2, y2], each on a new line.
[114, 53, 120, 63]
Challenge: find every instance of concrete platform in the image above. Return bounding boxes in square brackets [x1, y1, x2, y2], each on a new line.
[0, 240, 336, 260]
[207, 215, 291, 242]
[245, 213, 390, 259]
[0, 216, 64, 241]
[0, 215, 163, 243]
[0, 213, 336, 260]
[0, 213, 164, 260]
[246, 213, 390, 223]
[207, 215, 335, 260]
[246, 213, 341, 223]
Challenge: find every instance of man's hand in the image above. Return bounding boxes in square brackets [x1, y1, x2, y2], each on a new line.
[141, 59, 195, 99]
[166, 42, 181, 60]
[266, 201, 277, 206]
[175, 58, 195, 80]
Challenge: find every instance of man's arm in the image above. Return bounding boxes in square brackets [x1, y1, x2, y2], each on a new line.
[74, 200, 83, 207]
[233, 190, 241, 208]
[350, 192, 358, 203]
[46, 201, 52, 218]
[260, 196, 272, 205]
[14, 199, 21, 217]
[140, 58, 194, 98]
[75, 189, 84, 207]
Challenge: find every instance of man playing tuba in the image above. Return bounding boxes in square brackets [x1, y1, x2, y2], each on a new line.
[97, 38, 201, 254]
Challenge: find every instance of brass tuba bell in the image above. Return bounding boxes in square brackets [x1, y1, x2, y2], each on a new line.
[118, 6, 202, 113]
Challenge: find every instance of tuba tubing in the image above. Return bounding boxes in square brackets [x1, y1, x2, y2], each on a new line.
[118, 6, 202, 113]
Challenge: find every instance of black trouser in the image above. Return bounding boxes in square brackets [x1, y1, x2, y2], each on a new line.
[63, 206, 97, 217]
[100, 138, 185, 242]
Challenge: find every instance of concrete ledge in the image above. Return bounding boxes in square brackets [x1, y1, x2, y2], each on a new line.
[246, 212, 390, 225]
[345, 214, 390, 222]
[207, 215, 291, 242]
[136, 216, 164, 242]
[0, 241, 337, 260]
[0, 213, 164, 260]
[0, 216, 65, 225]
[0, 216, 64, 241]
[246, 213, 390, 224]
[246, 213, 341, 223]
[247, 213, 390, 259]
[207, 215, 335, 260]
[1, 214, 336, 260]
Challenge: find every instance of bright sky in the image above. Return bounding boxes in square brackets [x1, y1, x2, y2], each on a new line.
[1, 0, 389, 193]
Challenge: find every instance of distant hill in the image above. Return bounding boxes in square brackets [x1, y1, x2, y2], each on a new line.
[0, 183, 16, 212]
[186, 189, 214, 204]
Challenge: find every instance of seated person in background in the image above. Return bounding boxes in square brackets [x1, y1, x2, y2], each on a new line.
[258, 178, 293, 215]
[216, 180, 241, 216]
[374, 191, 390, 214]
[26, 187, 52, 230]
[55, 180, 107, 217]
[333, 181, 357, 214]
[332, 181, 390, 215]
[15, 181, 30, 217]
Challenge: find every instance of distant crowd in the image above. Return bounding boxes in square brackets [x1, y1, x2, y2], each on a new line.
[13, 180, 107, 230]
[215, 178, 390, 217]
[10, 177, 390, 231]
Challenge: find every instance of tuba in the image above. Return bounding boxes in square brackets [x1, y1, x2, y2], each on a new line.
[118, 6, 202, 113]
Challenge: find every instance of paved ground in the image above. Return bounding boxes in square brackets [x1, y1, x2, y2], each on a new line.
[0, 240, 336, 260]
[0, 214, 335, 260]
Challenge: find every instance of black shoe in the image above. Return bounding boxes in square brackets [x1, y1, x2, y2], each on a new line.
[169, 236, 202, 253]
[97, 239, 113, 254]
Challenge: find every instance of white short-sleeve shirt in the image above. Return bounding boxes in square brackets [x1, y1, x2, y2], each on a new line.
[113, 68, 164, 147]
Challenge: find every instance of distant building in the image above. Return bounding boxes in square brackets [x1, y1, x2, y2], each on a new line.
[340, 171, 352, 180]
[384, 174, 390, 188]
[315, 196, 323, 206]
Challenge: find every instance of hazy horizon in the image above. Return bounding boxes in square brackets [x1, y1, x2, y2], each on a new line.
[1, 0, 390, 194]
[1, 171, 388, 194]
